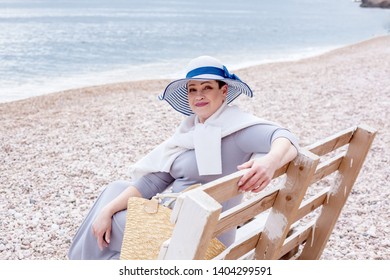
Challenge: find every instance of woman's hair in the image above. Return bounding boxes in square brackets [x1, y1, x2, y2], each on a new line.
[217, 80, 227, 88]
[186, 80, 227, 89]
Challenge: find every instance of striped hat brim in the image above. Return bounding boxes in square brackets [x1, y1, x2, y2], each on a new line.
[158, 78, 253, 116]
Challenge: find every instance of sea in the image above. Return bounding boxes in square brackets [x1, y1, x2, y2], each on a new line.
[0, 0, 389, 103]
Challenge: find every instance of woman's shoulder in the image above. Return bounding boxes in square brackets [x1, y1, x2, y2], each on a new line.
[234, 122, 281, 134]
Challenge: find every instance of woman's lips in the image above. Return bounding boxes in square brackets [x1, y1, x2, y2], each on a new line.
[195, 102, 208, 107]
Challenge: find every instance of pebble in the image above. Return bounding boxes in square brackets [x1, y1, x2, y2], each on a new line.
[17, 252, 24, 260]
[51, 224, 60, 231]
[366, 225, 377, 237]
[23, 249, 32, 258]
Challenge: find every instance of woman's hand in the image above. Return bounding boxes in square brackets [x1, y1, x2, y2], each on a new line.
[237, 137, 298, 193]
[90, 185, 142, 251]
[91, 207, 113, 251]
[237, 155, 278, 193]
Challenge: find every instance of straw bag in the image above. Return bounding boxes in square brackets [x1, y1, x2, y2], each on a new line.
[120, 192, 226, 260]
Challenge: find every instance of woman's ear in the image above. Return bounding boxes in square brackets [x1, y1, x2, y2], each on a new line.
[222, 84, 228, 96]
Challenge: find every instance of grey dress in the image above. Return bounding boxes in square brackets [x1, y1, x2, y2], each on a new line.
[67, 124, 299, 259]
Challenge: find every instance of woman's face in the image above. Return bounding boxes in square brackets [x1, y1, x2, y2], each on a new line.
[187, 80, 228, 123]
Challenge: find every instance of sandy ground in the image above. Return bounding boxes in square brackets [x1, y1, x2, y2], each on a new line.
[0, 35, 389, 260]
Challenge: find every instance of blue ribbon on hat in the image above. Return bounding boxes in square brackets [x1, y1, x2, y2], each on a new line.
[186, 66, 241, 81]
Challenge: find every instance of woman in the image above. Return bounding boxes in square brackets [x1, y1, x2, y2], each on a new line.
[68, 56, 299, 260]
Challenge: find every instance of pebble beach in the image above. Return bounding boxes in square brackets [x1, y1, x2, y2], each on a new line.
[0, 35, 389, 260]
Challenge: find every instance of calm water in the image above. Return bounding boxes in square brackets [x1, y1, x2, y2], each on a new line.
[0, 0, 389, 103]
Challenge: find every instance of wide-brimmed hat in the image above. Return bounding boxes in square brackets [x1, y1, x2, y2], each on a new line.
[158, 56, 253, 116]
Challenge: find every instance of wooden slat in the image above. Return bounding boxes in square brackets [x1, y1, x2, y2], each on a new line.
[201, 169, 246, 203]
[201, 164, 289, 203]
[254, 149, 320, 259]
[273, 162, 289, 179]
[162, 190, 222, 259]
[221, 219, 316, 260]
[311, 152, 345, 184]
[279, 220, 316, 258]
[217, 232, 261, 260]
[294, 188, 329, 222]
[299, 125, 377, 259]
[214, 188, 279, 237]
[305, 126, 355, 156]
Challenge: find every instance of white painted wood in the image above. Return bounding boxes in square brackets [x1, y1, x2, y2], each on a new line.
[162, 189, 222, 259]
[157, 239, 170, 259]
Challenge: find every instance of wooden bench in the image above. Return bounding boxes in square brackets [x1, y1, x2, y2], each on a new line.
[157, 125, 376, 260]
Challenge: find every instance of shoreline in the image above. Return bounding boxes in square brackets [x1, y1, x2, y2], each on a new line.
[1, 35, 387, 105]
[1, 35, 389, 260]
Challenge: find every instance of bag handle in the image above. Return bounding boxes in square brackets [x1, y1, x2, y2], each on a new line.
[144, 183, 202, 214]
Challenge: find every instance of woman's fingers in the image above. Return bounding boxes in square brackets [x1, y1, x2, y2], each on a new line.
[238, 169, 256, 190]
[96, 231, 111, 251]
[92, 219, 111, 251]
[104, 230, 111, 245]
[238, 160, 273, 192]
[239, 173, 265, 192]
[238, 168, 258, 190]
[237, 159, 254, 171]
[238, 160, 257, 186]
[251, 178, 270, 193]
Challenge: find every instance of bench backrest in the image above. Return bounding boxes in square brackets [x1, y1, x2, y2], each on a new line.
[158, 125, 376, 260]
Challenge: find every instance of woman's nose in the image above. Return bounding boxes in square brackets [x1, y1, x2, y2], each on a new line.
[192, 90, 204, 98]
[194, 92, 204, 99]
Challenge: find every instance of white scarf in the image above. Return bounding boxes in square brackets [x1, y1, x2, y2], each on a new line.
[128, 102, 274, 180]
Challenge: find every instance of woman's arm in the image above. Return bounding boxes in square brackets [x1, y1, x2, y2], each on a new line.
[237, 137, 298, 192]
[91, 172, 174, 250]
[92, 186, 141, 251]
